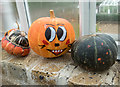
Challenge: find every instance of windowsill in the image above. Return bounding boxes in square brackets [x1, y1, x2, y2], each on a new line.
[1, 42, 120, 85]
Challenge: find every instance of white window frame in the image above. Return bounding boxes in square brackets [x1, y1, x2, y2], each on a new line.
[0, 2, 2, 40]
[16, 0, 31, 33]
[79, 0, 96, 38]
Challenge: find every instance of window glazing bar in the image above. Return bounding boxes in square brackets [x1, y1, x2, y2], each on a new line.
[79, 0, 96, 37]
[16, 0, 29, 33]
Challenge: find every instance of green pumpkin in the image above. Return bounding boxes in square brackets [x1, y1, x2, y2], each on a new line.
[71, 34, 118, 71]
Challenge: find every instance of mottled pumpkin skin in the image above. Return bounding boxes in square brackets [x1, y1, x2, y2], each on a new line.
[1, 29, 30, 56]
[28, 17, 75, 58]
[71, 34, 118, 71]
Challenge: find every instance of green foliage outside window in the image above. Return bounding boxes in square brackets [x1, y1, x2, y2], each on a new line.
[96, 13, 120, 22]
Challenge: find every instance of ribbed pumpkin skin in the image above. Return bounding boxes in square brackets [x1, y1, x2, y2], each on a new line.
[1, 29, 30, 57]
[71, 34, 118, 71]
[28, 16, 75, 58]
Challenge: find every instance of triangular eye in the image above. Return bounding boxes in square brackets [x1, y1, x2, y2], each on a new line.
[45, 27, 56, 42]
[57, 26, 67, 41]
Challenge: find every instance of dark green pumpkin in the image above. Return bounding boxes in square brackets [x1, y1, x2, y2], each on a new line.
[71, 34, 118, 71]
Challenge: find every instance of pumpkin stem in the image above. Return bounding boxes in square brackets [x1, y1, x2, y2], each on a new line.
[16, 21, 20, 29]
[21, 31, 26, 36]
[91, 34, 97, 36]
[50, 10, 55, 19]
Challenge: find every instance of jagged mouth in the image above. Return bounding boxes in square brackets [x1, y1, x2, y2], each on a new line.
[47, 48, 66, 55]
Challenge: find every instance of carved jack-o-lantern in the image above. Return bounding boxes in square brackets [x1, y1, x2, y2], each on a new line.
[28, 10, 75, 58]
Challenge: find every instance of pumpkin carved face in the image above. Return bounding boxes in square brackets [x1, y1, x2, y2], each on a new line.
[28, 10, 75, 58]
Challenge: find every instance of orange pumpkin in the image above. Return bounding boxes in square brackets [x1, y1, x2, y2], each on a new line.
[28, 10, 75, 58]
[1, 29, 30, 56]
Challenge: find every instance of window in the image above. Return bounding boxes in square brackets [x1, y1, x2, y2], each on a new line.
[1, 0, 19, 40]
[27, 1, 79, 39]
[96, 0, 119, 41]
[96, 0, 120, 60]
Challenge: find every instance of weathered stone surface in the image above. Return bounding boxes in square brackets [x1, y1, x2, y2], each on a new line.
[1, 46, 41, 85]
[55, 64, 76, 85]
[7, 50, 40, 70]
[68, 62, 119, 85]
[8, 63, 27, 82]
[1, 49, 13, 60]
[0, 42, 120, 85]
[1, 61, 8, 76]
[115, 61, 120, 85]
[2, 79, 15, 85]
[31, 53, 72, 85]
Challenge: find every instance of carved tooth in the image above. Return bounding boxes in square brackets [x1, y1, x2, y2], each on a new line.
[58, 50, 60, 52]
[52, 50, 54, 52]
[55, 50, 57, 52]
[61, 50, 63, 52]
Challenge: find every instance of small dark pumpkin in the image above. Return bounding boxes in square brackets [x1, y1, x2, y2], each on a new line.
[71, 34, 118, 71]
[1, 29, 30, 56]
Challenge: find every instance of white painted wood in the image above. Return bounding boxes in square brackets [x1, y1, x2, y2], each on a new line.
[79, 0, 96, 37]
[24, 0, 31, 26]
[116, 41, 120, 60]
[89, 1, 96, 34]
[79, 0, 90, 37]
[0, 1, 2, 40]
[16, 0, 29, 33]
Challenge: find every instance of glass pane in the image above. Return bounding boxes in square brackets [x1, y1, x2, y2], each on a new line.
[0, 3, 2, 40]
[28, 2, 79, 39]
[1, 1, 19, 39]
[96, 0, 119, 38]
[96, 0, 120, 60]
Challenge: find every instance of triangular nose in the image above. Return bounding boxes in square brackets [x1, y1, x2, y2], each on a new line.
[55, 43, 60, 47]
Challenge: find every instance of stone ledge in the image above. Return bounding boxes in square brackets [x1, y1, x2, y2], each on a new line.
[68, 63, 119, 85]
[0, 43, 120, 85]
